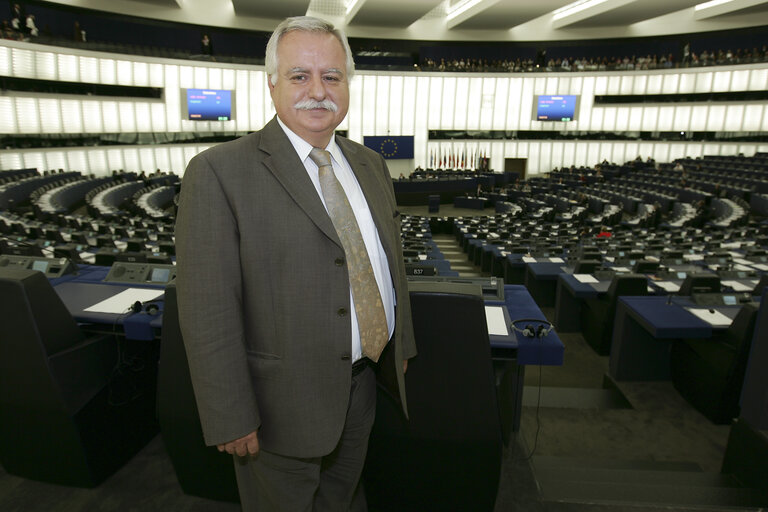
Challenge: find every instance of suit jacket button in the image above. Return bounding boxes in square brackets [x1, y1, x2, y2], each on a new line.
[335, 257, 345, 266]
[337, 308, 347, 317]
[341, 355, 351, 361]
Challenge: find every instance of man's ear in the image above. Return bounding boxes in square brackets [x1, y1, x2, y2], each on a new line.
[267, 76, 275, 92]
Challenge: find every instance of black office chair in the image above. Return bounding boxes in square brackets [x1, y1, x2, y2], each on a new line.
[582, 273, 649, 355]
[574, 259, 601, 274]
[633, 259, 661, 274]
[753, 274, 768, 296]
[156, 283, 240, 502]
[670, 303, 759, 424]
[363, 283, 502, 512]
[0, 267, 157, 487]
[678, 272, 721, 295]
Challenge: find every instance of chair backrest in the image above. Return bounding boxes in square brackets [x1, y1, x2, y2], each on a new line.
[633, 259, 660, 274]
[404, 283, 500, 441]
[574, 259, 601, 274]
[679, 272, 721, 295]
[607, 273, 649, 298]
[753, 273, 768, 296]
[157, 283, 239, 503]
[0, 267, 84, 413]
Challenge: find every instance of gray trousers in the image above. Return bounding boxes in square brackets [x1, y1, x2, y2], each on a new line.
[233, 365, 376, 512]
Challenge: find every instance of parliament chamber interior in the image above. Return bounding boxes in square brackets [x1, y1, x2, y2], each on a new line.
[1, 0, 768, 510]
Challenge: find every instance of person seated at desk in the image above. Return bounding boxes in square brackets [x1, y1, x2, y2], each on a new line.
[596, 226, 612, 238]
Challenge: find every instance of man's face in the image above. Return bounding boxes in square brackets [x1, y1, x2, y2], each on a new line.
[268, 31, 349, 148]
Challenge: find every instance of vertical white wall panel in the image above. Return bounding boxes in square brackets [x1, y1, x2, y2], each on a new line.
[99, 58, 116, 84]
[134, 103, 152, 132]
[361, 74, 377, 136]
[133, 62, 150, 87]
[657, 106, 674, 131]
[0, 46, 10, 76]
[632, 75, 647, 94]
[375, 75, 391, 134]
[79, 57, 99, 83]
[427, 76, 442, 129]
[518, 78, 534, 130]
[465, 77, 482, 131]
[82, 101, 103, 133]
[35, 52, 56, 80]
[15, 97, 40, 133]
[707, 105, 726, 131]
[712, 71, 731, 92]
[37, 98, 61, 133]
[56, 54, 78, 82]
[724, 105, 745, 132]
[401, 76, 417, 135]
[441, 77, 456, 129]
[116, 60, 133, 86]
[12, 48, 35, 78]
[748, 69, 767, 91]
[694, 72, 713, 93]
[645, 74, 663, 94]
[678, 72, 695, 93]
[118, 102, 137, 132]
[61, 99, 83, 133]
[101, 101, 120, 133]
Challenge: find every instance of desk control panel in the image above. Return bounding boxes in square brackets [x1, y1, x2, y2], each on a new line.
[0, 254, 77, 277]
[691, 292, 753, 306]
[104, 262, 176, 284]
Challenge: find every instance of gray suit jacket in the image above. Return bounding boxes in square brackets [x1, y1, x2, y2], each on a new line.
[175, 117, 416, 458]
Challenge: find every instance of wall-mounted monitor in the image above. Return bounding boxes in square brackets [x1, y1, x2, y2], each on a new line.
[535, 95, 579, 122]
[182, 88, 234, 121]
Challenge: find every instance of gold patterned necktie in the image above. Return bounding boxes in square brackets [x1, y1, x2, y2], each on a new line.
[309, 147, 388, 362]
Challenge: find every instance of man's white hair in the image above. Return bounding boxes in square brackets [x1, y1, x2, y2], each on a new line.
[265, 16, 355, 86]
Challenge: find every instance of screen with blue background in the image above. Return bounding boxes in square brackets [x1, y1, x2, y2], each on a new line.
[536, 95, 578, 121]
[187, 89, 232, 121]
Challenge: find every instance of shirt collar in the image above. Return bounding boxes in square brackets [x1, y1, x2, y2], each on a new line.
[276, 115, 343, 167]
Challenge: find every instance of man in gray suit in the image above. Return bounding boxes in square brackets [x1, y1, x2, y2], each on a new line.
[175, 15, 416, 511]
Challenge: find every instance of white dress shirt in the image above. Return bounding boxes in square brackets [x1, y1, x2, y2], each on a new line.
[276, 117, 395, 363]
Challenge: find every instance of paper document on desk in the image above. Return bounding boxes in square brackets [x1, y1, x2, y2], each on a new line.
[751, 263, 768, 271]
[522, 257, 536, 263]
[655, 281, 680, 292]
[612, 266, 632, 273]
[549, 257, 565, 263]
[721, 280, 753, 292]
[484, 306, 509, 336]
[685, 307, 733, 328]
[574, 274, 599, 283]
[84, 288, 163, 314]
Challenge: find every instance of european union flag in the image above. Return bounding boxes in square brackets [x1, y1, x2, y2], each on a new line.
[363, 136, 414, 159]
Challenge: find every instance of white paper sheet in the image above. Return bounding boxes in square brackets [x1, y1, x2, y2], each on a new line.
[685, 307, 733, 328]
[655, 281, 681, 292]
[751, 263, 768, 271]
[84, 288, 164, 314]
[484, 306, 509, 336]
[549, 257, 565, 263]
[522, 257, 536, 263]
[721, 280, 753, 292]
[612, 266, 632, 273]
[574, 274, 599, 283]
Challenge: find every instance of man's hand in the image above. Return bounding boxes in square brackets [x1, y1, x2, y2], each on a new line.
[217, 430, 259, 457]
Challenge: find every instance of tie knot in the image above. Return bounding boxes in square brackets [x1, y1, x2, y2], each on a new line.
[309, 148, 333, 169]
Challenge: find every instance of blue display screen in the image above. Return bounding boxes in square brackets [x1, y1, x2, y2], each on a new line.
[536, 95, 578, 121]
[187, 89, 232, 121]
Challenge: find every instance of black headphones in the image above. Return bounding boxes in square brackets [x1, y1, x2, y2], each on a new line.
[130, 300, 160, 315]
[510, 318, 553, 339]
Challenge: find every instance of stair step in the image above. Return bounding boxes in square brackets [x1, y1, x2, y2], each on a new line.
[538, 479, 767, 508]
[536, 466, 741, 488]
[533, 455, 703, 472]
[522, 386, 632, 409]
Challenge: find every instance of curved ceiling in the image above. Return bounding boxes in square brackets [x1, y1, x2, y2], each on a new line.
[40, 0, 768, 41]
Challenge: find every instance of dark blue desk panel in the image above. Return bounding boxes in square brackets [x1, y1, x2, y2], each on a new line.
[453, 196, 487, 210]
[488, 284, 564, 366]
[609, 296, 739, 381]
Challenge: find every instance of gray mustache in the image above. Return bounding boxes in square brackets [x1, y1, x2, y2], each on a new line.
[293, 99, 339, 112]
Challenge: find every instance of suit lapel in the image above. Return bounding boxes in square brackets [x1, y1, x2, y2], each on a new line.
[258, 118, 341, 247]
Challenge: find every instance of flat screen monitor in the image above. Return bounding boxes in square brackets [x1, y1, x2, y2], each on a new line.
[31, 259, 48, 272]
[535, 95, 578, 121]
[184, 88, 233, 121]
[149, 267, 171, 283]
[723, 295, 737, 305]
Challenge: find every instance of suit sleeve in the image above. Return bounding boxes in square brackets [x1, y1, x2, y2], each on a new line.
[175, 152, 260, 446]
